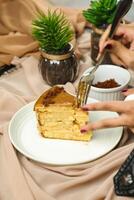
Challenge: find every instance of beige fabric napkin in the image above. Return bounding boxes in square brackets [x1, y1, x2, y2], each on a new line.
[0, 53, 134, 200]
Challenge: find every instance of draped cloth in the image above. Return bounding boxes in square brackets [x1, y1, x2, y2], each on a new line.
[0, 1, 134, 200]
[0, 0, 86, 66]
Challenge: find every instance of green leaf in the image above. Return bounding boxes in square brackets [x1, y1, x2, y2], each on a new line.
[83, 0, 118, 28]
[32, 10, 74, 54]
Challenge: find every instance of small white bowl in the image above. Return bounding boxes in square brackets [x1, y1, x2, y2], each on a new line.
[83, 64, 131, 101]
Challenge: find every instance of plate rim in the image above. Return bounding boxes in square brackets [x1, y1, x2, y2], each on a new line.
[8, 99, 123, 166]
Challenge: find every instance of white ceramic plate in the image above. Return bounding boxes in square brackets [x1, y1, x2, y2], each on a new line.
[9, 98, 123, 165]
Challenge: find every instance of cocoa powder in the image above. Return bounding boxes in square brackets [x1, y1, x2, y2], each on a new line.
[92, 79, 120, 88]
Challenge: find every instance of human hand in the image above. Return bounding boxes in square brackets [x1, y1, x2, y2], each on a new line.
[99, 23, 134, 52]
[98, 24, 134, 69]
[80, 100, 134, 133]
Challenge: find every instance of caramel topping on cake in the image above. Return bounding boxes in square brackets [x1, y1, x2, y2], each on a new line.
[43, 87, 75, 106]
[34, 86, 75, 110]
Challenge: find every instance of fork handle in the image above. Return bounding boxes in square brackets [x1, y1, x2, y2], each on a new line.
[89, 51, 106, 76]
[109, 0, 133, 38]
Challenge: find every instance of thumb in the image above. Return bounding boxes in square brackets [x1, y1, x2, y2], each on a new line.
[99, 25, 111, 53]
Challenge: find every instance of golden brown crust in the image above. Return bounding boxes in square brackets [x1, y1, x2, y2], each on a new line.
[34, 86, 76, 110]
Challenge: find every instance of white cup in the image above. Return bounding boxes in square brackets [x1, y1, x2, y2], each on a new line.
[83, 64, 131, 101]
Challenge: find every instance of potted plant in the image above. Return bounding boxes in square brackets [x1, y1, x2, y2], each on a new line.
[32, 10, 78, 86]
[83, 0, 118, 64]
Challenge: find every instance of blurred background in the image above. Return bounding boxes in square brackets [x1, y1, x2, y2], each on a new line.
[50, 0, 134, 21]
[50, 0, 89, 8]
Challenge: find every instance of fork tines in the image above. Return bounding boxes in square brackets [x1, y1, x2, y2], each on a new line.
[77, 74, 93, 107]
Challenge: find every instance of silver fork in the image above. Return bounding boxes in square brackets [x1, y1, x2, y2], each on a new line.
[77, 52, 105, 107]
[76, 0, 133, 107]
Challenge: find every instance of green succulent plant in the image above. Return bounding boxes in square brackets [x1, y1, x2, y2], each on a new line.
[32, 10, 74, 54]
[83, 0, 118, 28]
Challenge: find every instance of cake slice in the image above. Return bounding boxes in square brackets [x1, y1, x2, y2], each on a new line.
[34, 86, 92, 141]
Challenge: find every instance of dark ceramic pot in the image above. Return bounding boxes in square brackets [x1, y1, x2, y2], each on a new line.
[91, 27, 113, 65]
[39, 44, 78, 86]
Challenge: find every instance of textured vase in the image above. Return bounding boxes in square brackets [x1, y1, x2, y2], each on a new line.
[39, 44, 78, 86]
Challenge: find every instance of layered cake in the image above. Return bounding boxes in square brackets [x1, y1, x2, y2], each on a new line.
[34, 86, 92, 141]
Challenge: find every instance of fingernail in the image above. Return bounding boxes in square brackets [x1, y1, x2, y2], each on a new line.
[106, 44, 112, 50]
[81, 107, 88, 111]
[80, 129, 87, 133]
[122, 89, 128, 92]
